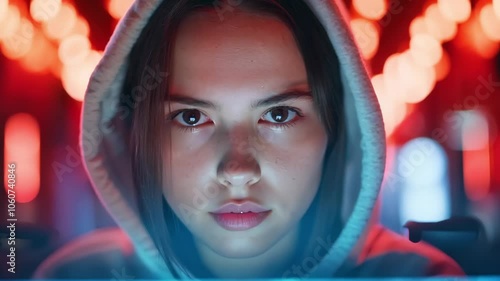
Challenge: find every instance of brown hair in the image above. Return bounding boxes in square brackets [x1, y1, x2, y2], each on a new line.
[120, 0, 346, 278]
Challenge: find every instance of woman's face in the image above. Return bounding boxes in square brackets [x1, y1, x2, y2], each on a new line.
[163, 9, 328, 261]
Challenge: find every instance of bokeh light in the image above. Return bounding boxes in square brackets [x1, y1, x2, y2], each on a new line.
[479, 4, 500, 42]
[352, 0, 387, 20]
[350, 18, 380, 60]
[107, 0, 134, 20]
[0, 5, 21, 40]
[4, 113, 41, 203]
[424, 3, 457, 42]
[61, 51, 103, 102]
[19, 32, 57, 73]
[371, 74, 408, 136]
[409, 33, 443, 67]
[1, 18, 34, 60]
[434, 49, 450, 81]
[42, 3, 77, 41]
[0, 0, 8, 22]
[494, 0, 500, 19]
[58, 34, 91, 66]
[30, 0, 62, 23]
[437, 0, 471, 23]
[409, 16, 428, 37]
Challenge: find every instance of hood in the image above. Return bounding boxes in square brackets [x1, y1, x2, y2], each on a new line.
[80, 0, 386, 279]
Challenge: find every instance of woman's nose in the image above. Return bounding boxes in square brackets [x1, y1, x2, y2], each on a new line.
[217, 152, 261, 188]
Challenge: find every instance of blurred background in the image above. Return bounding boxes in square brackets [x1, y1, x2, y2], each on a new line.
[0, 0, 499, 279]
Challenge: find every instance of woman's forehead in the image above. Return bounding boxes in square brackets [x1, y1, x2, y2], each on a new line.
[170, 9, 307, 96]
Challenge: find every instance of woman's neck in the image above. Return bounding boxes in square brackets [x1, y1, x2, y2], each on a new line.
[194, 226, 301, 279]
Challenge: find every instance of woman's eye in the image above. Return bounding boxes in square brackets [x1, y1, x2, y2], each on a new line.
[261, 106, 303, 126]
[171, 109, 210, 127]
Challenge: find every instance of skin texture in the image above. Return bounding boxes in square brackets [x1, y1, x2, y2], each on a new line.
[162, 9, 328, 278]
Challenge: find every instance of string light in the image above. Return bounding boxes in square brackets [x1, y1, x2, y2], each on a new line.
[1, 18, 34, 60]
[107, 0, 134, 20]
[424, 3, 457, 42]
[58, 34, 91, 66]
[0, 0, 8, 22]
[0, 5, 21, 40]
[30, 0, 62, 23]
[494, 0, 500, 19]
[352, 0, 387, 21]
[42, 3, 77, 41]
[479, 4, 500, 42]
[409, 33, 443, 67]
[437, 0, 471, 23]
[350, 18, 380, 60]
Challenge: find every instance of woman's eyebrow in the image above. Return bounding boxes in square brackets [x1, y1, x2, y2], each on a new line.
[167, 90, 312, 110]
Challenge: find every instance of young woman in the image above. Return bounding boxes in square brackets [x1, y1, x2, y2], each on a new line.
[34, 0, 464, 278]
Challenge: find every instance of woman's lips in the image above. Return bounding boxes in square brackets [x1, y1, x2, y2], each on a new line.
[210, 211, 272, 231]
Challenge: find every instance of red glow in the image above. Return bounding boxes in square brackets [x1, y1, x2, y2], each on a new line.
[4, 113, 41, 203]
[434, 49, 450, 81]
[464, 148, 491, 201]
[459, 15, 499, 59]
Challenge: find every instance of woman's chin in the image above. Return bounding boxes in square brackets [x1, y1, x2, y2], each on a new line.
[204, 232, 276, 258]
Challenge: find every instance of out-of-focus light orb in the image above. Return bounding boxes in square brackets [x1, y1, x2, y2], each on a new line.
[371, 74, 408, 136]
[20, 32, 56, 73]
[434, 49, 450, 81]
[461, 15, 500, 58]
[30, 0, 62, 23]
[1, 18, 34, 60]
[479, 4, 500, 42]
[437, 0, 471, 23]
[58, 34, 91, 66]
[409, 33, 443, 67]
[494, 0, 500, 19]
[384, 52, 436, 104]
[107, 0, 134, 20]
[4, 113, 41, 203]
[424, 3, 457, 42]
[352, 0, 387, 20]
[0, 5, 21, 40]
[398, 51, 436, 104]
[350, 18, 380, 60]
[72, 16, 90, 38]
[0, 0, 8, 22]
[409, 17, 428, 37]
[61, 51, 102, 102]
[42, 3, 77, 41]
